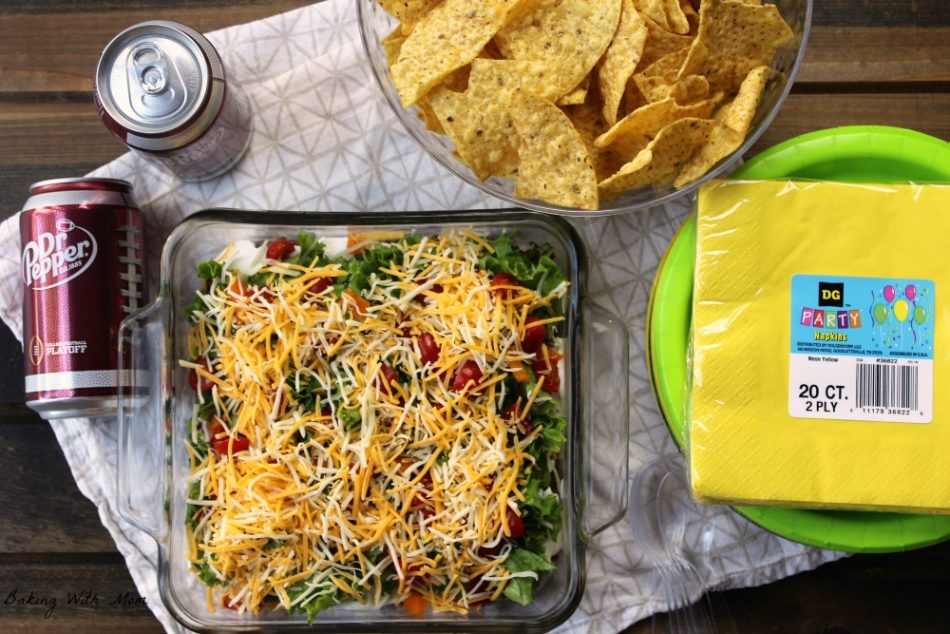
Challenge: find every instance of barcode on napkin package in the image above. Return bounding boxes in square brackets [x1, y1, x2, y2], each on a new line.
[788, 274, 934, 424]
[855, 362, 918, 410]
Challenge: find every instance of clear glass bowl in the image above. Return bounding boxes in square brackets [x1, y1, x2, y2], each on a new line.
[117, 210, 630, 632]
[356, 0, 813, 216]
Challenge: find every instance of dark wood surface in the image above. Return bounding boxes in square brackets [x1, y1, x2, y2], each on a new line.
[0, 1, 948, 632]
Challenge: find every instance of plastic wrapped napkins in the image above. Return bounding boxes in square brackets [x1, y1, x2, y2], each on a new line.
[689, 180, 950, 513]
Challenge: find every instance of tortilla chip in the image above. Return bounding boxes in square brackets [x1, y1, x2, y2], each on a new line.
[622, 80, 648, 117]
[598, 0, 648, 126]
[673, 65, 769, 187]
[593, 94, 721, 166]
[680, 0, 700, 33]
[558, 74, 591, 106]
[662, 0, 690, 34]
[669, 74, 710, 103]
[677, 0, 793, 92]
[481, 38, 505, 60]
[634, 0, 668, 30]
[566, 98, 626, 182]
[640, 46, 690, 80]
[391, 0, 526, 106]
[495, 0, 622, 97]
[416, 97, 445, 134]
[382, 27, 407, 68]
[427, 60, 559, 180]
[378, 0, 442, 31]
[720, 65, 770, 133]
[639, 14, 693, 68]
[599, 117, 713, 199]
[441, 64, 472, 92]
[636, 72, 708, 103]
[510, 91, 598, 210]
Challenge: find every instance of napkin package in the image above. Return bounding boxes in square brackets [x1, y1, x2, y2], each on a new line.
[689, 180, 950, 513]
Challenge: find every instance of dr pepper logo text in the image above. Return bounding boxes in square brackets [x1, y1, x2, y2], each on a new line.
[22, 219, 98, 291]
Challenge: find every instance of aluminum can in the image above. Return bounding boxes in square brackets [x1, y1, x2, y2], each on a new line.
[94, 21, 253, 181]
[20, 178, 147, 419]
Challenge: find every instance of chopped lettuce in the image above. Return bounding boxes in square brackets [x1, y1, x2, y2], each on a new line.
[193, 557, 223, 587]
[478, 233, 567, 301]
[287, 231, 327, 268]
[287, 580, 344, 623]
[196, 260, 223, 280]
[503, 548, 555, 605]
[334, 242, 404, 294]
[530, 398, 567, 454]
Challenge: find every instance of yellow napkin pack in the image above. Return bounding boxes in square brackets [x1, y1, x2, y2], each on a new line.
[689, 180, 950, 513]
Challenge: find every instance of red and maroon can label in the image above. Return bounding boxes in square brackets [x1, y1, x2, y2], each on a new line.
[20, 180, 146, 418]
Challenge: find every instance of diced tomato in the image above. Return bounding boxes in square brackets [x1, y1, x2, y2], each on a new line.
[465, 575, 491, 604]
[379, 363, 399, 389]
[266, 237, 295, 261]
[409, 492, 434, 519]
[413, 278, 444, 304]
[209, 417, 251, 455]
[521, 316, 546, 353]
[531, 345, 563, 394]
[222, 595, 241, 610]
[404, 560, 425, 587]
[536, 362, 560, 394]
[477, 543, 501, 558]
[452, 360, 483, 392]
[188, 357, 214, 392]
[416, 332, 440, 365]
[506, 509, 526, 539]
[503, 402, 532, 434]
[306, 277, 332, 295]
[403, 593, 428, 615]
[257, 287, 276, 303]
[490, 272, 522, 299]
[212, 434, 250, 455]
[343, 289, 369, 316]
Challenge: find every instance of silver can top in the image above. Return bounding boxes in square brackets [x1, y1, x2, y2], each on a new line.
[95, 21, 224, 137]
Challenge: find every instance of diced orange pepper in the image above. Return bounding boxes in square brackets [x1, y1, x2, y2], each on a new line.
[347, 232, 369, 256]
[403, 593, 428, 615]
[343, 289, 369, 316]
[510, 360, 532, 383]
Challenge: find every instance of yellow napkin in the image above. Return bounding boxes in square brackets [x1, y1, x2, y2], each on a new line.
[689, 180, 950, 513]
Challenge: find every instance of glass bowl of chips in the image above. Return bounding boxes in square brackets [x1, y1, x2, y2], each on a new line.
[358, 0, 812, 216]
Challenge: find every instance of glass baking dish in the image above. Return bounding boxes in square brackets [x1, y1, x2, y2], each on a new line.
[116, 209, 630, 632]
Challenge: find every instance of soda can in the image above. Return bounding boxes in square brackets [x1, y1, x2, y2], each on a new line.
[94, 20, 253, 182]
[20, 178, 147, 419]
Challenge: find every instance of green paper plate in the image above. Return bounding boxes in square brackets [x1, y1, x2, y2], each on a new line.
[647, 126, 950, 553]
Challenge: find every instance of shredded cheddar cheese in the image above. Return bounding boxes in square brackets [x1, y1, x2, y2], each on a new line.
[182, 231, 568, 617]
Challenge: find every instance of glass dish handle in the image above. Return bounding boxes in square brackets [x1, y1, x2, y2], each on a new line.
[579, 301, 630, 539]
[117, 299, 167, 540]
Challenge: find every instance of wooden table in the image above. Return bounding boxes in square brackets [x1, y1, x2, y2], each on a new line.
[0, 1, 948, 632]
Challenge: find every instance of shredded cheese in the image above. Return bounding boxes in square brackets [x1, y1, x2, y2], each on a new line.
[182, 231, 568, 616]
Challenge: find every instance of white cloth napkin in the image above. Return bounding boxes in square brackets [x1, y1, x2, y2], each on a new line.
[0, 1, 841, 631]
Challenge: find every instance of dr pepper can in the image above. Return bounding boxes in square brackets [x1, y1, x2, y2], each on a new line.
[20, 178, 147, 419]
[94, 20, 253, 181]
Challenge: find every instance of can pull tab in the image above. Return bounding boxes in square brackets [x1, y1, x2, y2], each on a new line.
[127, 43, 184, 119]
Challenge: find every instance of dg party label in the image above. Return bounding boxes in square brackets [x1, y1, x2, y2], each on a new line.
[788, 275, 934, 423]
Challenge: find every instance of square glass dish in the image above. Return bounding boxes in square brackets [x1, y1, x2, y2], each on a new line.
[116, 209, 629, 632]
